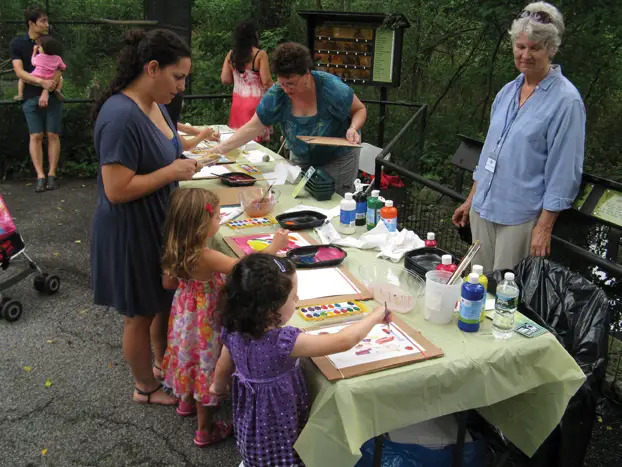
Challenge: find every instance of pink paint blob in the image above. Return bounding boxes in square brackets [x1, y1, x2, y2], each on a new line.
[375, 336, 395, 345]
[355, 348, 372, 356]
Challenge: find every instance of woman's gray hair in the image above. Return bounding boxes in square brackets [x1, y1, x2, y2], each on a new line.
[509, 2, 565, 57]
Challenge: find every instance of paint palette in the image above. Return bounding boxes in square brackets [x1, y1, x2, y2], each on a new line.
[238, 164, 261, 174]
[226, 217, 277, 229]
[298, 300, 369, 322]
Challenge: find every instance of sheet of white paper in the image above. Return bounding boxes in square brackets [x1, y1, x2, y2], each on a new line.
[306, 322, 424, 369]
[192, 164, 230, 179]
[219, 206, 244, 224]
[245, 149, 274, 163]
[296, 268, 360, 301]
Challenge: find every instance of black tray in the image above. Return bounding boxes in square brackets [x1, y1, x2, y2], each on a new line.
[286, 245, 347, 268]
[219, 172, 257, 187]
[305, 187, 335, 201]
[404, 247, 459, 279]
[275, 210, 327, 230]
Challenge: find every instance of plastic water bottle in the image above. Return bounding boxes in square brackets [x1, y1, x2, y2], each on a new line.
[339, 192, 356, 234]
[493, 272, 519, 339]
[458, 273, 485, 332]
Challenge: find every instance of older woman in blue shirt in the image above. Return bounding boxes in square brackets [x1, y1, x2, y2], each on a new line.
[452, 1, 585, 273]
[212, 42, 367, 195]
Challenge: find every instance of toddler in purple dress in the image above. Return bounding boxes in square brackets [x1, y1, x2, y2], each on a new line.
[211, 254, 388, 466]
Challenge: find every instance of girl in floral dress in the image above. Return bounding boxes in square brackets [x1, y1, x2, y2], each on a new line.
[160, 188, 289, 447]
[210, 254, 388, 466]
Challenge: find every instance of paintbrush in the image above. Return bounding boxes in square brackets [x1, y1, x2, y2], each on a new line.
[447, 240, 481, 285]
[384, 301, 391, 333]
[258, 181, 276, 204]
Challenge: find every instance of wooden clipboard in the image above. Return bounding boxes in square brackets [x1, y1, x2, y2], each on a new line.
[209, 186, 254, 206]
[222, 232, 372, 306]
[297, 136, 362, 148]
[308, 315, 444, 381]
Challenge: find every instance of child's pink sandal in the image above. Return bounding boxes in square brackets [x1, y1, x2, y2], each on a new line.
[176, 399, 197, 417]
[193, 421, 233, 447]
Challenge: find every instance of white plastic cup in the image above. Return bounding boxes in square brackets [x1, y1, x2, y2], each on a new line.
[424, 270, 462, 324]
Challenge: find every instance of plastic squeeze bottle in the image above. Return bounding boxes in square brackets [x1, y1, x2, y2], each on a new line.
[366, 190, 381, 230]
[379, 200, 398, 232]
[471, 264, 488, 322]
[425, 232, 437, 248]
[354, 190, 367, 226]
[339, 192, 356, 234]
[435, 254, 457, 273]
[458, 272, 485, 332]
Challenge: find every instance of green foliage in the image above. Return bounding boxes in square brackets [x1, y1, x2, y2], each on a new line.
[0, 0, 620, 182]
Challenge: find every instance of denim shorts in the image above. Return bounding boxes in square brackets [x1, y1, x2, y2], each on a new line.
[22, 95, 63, 135]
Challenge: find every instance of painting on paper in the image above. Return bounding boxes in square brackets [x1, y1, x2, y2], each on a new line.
[231, 232, 311, 256]
[306, 322, 425, 369]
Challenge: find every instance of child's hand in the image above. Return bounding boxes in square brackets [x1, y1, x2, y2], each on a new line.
[38, 93, 48, 108]
[369, 305, 391, 326]
[209, 382, 228, 396]
[271, 229, 291, 252]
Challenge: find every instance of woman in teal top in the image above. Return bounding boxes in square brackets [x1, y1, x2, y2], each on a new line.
[212, 42, 367, 195]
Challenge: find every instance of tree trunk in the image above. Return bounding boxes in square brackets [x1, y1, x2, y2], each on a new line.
[314, 0, 323, 9]
[252, 0, 293, 30]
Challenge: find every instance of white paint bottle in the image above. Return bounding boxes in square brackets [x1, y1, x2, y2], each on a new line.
[339, 192, 357, 234]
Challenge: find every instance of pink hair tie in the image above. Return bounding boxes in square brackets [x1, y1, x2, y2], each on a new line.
[205, 203, 213, 214]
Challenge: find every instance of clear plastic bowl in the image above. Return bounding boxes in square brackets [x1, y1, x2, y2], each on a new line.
[358, 262, 425, 313]
[238, 187, 280, 217]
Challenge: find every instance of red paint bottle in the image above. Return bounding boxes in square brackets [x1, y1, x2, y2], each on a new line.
[425, 232, 437, 248]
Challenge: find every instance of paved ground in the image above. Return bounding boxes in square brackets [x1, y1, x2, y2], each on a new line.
[2, 177, 621, 467]
[0, 179, 240, 467]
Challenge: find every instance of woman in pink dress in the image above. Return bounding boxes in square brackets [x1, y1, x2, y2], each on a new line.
[221, 20, 272, 142]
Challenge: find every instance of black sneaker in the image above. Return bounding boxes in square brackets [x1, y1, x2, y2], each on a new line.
[35, 178, 46, 193]
[46, 175, 57, 190]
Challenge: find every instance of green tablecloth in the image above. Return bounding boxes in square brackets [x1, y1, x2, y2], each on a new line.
[182, 139, 586, 467]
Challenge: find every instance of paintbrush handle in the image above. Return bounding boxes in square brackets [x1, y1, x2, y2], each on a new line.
[447, 240, 481, 285]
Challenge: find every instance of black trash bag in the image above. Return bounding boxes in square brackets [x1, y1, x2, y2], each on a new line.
[489, 257, 610, 467]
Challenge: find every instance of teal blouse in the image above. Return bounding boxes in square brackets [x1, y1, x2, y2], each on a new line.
[256, 71, 354, 165]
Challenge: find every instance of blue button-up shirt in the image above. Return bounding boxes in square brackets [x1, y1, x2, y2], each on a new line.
[472, 65, 585, 225]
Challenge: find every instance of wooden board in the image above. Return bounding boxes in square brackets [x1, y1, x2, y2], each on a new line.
[210, 186, 254, 206]
[222, 232, 372, 306]
[297, 135, 362, 148]
[308, 315, 444, 381]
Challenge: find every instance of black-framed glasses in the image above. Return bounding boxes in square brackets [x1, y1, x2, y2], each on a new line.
[517, 10, 552, 24]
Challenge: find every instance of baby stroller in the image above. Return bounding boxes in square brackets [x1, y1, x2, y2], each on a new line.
[0, 194, 60, 322]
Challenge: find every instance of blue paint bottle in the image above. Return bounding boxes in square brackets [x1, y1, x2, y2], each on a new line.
[458, 273, 485, 332]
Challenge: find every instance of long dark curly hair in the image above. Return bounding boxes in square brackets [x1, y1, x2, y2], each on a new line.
[92, 28, 190, 122]
[221, 254, 296, 339]
[231, 20, 259, 73]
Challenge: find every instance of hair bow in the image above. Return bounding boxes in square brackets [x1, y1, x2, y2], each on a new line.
[205, 203, 213, 214]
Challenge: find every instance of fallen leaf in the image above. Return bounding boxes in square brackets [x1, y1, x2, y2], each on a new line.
[74, 240, 81, 244]
[47, 339, 57, 344]
[61, 199, 65, 203]
[44, 379, 53, 388]
[24, 365, 33, 372]
[107, 362, 114, 369]
[81, 184, 86, 187]
[606, 425, 612, 431]
[41, 448, 48, 456]
[598, 416, 603, 423]
[78, 309, 88, 316]
[26, 183, 32, 187]
[53, 252, 60, 257]
[57, 207, 63, 210]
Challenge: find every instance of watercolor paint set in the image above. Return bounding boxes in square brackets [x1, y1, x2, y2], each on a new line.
[226, 217, 277, 229]
[298, 300, 369, 322]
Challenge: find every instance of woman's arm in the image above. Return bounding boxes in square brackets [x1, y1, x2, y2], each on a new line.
[290, 307, 387, 358]
[346, 94, 367, 144]
[181, 127, 218, 151]
[101, 159, 197, 204]
[177, 122, 201, 136]
[258, 50, 273, 90]
[221, 50, 233, 85]
[211, 346, 235, 395]
[212, 113, 267, 154]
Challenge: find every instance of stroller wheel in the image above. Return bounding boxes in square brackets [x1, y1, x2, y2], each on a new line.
[44, 274, 61, 295]
[1, 300, 23, 322]
[34, 274, 46, 292]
